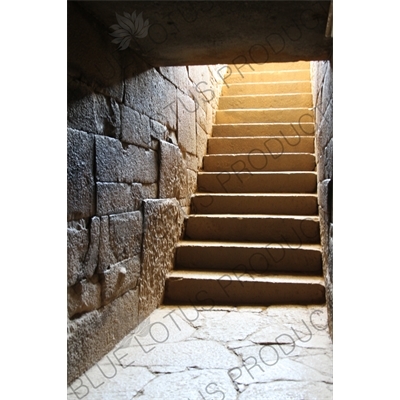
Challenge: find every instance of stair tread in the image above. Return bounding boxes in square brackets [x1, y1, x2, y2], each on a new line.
[221, 93, 312, 97]
[192, 193, 317, 197]
[215, 122, 313, 125]
[187, 213, 319, 219]
[229, 70, 310, 75]
[176, 240, 321, 250]
[208, 135, 313, 139]
[200, 170, 316, 173]
[217, 107, 312, 111]
[168, 270, 324, 284]
[227, 80, 310, 85]
[204, 152, 315, 156]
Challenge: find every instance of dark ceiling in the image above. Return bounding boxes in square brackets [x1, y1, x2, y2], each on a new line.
[75, 1, 333, 66]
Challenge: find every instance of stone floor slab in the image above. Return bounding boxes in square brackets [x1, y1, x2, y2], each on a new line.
[67, 305, 332, 399]
[238, 380, 333, 400]
[133, 369, 238, 400]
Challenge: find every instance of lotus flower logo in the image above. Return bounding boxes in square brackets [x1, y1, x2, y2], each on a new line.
[110, 11, 150, 50]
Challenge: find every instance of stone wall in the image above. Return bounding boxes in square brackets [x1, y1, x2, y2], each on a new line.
[67, 2, 223, 384]
[310, 60, 333, 337]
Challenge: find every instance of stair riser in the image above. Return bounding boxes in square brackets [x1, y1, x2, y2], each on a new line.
[203, 154, 315, 172]
[208, 137, 314, 154]
[225, 70, 310, 84]
[216, 108, 312, 124]
[218, 94, 312, 110]
[191, 195, 318, 215]
[185, 216, 320, 243]
[164, 279, 325, 305]
[198, 173, 317, 193]
[176, 245, 322, 273]
[223, 81, 311, 95]
[212, 123, 315, 137]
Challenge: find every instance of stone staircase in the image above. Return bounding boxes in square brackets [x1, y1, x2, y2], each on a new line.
[164, 61, 325, 306]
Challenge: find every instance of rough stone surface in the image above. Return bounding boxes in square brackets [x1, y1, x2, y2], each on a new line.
[67, 217, 101, 287]
[196, 123, 208, 168]
[85, 217, 101, 277]
[68, 78, 121, 138]
[98, 212, 143, 272]
[68, 277, 102, 318]
[324, 138, 333, 180]
[149, 119, 169, 142]
[67, 288, 139, 385]
[95, 136, 158, 184]
[311, 60, 333, 337]
[317, 98, 333, 152]
[125, 68, 177, 130]
[196, 100, 208, 132]
[183, 152, 199, 172]
[205, 99, 214, 134]
[159, 140, 187, 199]
[158, 66, 191, 92]
[67, 129, 95, 221]
[121, 106, 169, 150]
[97, 182, 157, 216]
[101, 257, 141, 305]
[188, 66, 210, 92]
[177, 91, 196, 155]
[67, 220, 89, 287]
[68, 305, 332, 399]
[322, 62, 333, 113]
[186, 169, 197, 201]
[138, 200, 184, 322]
[318, 179, 331, 214]
[310, 61, 327, 107]
[121, 105, 154, 149]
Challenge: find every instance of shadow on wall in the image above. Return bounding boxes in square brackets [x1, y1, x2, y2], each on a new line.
[67, 1, 225, 385]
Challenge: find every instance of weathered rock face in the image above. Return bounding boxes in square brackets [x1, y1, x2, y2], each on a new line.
[67, 288, 139, 385]
[311, 60, 333, 337]
[159, 140, 187, 200]
[67, 3, 223, 384]
[139, 199, 185, 322]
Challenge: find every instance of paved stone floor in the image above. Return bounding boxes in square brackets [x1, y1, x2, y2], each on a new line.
[68, 305, 333, 399]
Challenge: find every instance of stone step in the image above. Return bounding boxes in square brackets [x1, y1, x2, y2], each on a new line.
[185, 214, 320, 243]
[203, 153, 315, 172]
[225, 70, 310, 84]
[208, 136, 314, 154]
[222, 81, 311, 96]
[216, 108, 313, 124]
[218, 93, 312, 110]
[164, 270, 325, 305]
[198, 171, 317, 193]
[226, 61, 310, 73]
[175, 241, 322, 273]
[191, 193, 318, 215]
[212, 123, 315, 137]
